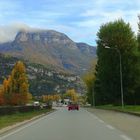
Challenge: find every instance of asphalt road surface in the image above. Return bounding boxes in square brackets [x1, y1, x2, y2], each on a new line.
[0, 107, 133, 140]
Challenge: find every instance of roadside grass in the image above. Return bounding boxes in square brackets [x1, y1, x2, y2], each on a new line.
[0, 109, 52, 130]
[96, 105, 140, 114]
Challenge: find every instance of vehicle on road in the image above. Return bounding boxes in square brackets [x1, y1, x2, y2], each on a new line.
[33, 101, 40, 106]
[68, 103, 79, 110]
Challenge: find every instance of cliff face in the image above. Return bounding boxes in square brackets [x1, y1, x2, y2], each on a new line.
[0, 53, 86, 95]
[0, 30, 96, 74]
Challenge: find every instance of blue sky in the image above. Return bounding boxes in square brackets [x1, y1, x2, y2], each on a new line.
[0, 0, 140, 45]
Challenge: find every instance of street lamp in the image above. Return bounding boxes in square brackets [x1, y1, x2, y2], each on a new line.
[104, 46, 124, 108]
[92, 86, 95, 107]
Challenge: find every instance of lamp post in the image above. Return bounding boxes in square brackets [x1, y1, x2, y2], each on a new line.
[92, 86, 95, 107]
[104, 46, 124, 108]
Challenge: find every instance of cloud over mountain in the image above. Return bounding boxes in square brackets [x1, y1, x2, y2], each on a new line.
[0, 23, 42, 43]
[0, 28, 96, 74]
[0, 0, 139, 45]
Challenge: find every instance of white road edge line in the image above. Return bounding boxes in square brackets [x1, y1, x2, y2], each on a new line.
[98, 119, 104, 123]
[105, 124, 115, 130]
[84, 108, 133, 140]
[0, 112, 55, 140]
[120, 134, 132, 140]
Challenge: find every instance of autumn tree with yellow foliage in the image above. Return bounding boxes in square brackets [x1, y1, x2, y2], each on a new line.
[65, 89, 78, 103]
[2, 78, 12, 104]
[0, 85, 4, 105]
[2, 61, 30, 105]
[83, 72, 95, 106]
[42, 94, 61, 103]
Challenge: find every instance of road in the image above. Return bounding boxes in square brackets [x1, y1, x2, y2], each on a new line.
[87, 108, 140, 140]
[0, 107, 133, 140]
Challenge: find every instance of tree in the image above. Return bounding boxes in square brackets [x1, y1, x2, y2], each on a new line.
[135, 15, 140, 104]
[3, 61, 30, 105]
[0, 85, 4, 105]
[137, 15, 140, 51]
[27, 93, 33, 102]
[83, 72, 95, 106]
[65, 89, 78, 102]
[42, 94, 61, 103]
[53, 94, 61, 102]
[95, 19, 138, 105]
[3, 77, 12, 104]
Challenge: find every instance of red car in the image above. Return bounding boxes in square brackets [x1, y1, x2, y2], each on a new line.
[68, 103, 79, 111]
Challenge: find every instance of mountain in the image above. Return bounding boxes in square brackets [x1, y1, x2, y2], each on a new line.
[0, 29, 96, 74]
[0, 53, 86, 96]
[76, 42, 96, 56]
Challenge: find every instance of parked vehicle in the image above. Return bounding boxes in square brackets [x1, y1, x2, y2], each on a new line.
[33, 101, 40, 106]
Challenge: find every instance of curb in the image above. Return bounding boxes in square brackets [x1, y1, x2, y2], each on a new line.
[0, 109, 56, 135]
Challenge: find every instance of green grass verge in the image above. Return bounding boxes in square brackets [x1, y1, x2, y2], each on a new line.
[96, 105, 140, 114]
[0, 109, 52, 130]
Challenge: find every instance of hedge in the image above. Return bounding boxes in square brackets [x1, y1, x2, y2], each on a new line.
[0, 105, 51, 116]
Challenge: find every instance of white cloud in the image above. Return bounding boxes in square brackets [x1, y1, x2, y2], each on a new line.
[0, 0, 140, 45]
[82, 9, 124, 19]
[0, 23, 27, 43]
[0, 22, 44, 43]
[78, 9, 140, 34]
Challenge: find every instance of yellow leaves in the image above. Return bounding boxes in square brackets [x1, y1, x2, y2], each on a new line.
[65, 89, 78, 102]
[3, 78, 9, 94]
[11, 61, 29, 102]
[27, 93, 32, 101]
[1, 61, 30, 105]
[20, 82, 29, 94]
[11, 61, 29, 93]
[52, 94, 61, 101]
[83, 72, 95, 87]
[42, 94, 61, 103]
[12, 61, 26, 74]
[0, 85, 4, 105]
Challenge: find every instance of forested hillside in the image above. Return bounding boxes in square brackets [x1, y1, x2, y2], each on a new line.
[0, 54, 86, 96]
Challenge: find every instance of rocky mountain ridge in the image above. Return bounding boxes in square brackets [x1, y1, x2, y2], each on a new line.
[0, 29, 96, 74]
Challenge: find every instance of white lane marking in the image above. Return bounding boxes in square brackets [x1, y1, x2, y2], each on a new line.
[98, 119, 104, 123]
[83, 109, 102, 120]
[105, 124, 115, 130]
[84, 108, 133, 140]
[0, 112, 56, 140]
[120, 135, 132, 140]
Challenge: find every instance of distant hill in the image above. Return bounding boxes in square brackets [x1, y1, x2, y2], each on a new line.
[0, 54, 86, 96]
[0, 29, 96, 74]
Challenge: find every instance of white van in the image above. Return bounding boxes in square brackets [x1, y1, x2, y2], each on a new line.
[33, 101, 40, 106]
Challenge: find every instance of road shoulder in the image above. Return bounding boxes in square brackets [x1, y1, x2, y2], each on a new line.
[86, 108, 140, 140]
[0, 109, 55, 136]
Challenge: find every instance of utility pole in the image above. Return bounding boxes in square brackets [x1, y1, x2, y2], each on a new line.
[104, 46, 124, 108]
[92, 86, 95, 107]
